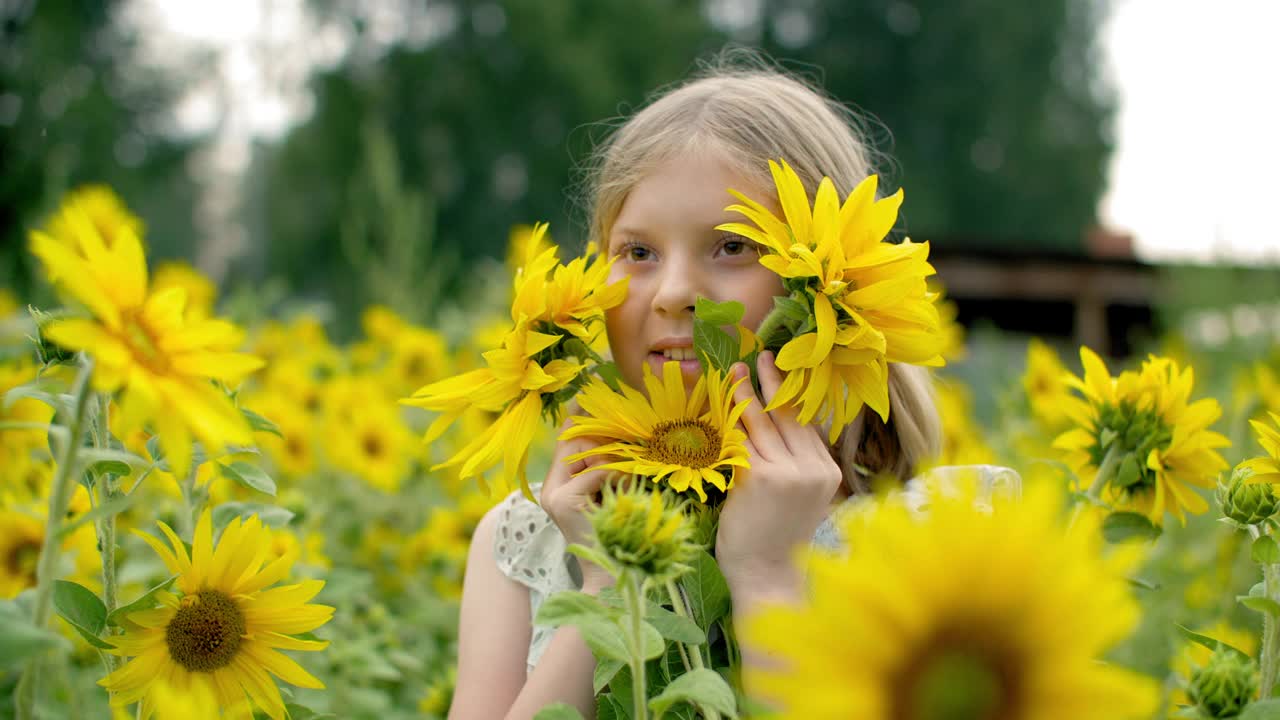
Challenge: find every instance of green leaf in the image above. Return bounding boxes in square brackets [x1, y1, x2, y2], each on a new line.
[692, 319, 740, 375]
[3, 382, 72, 415]
[220, 461, 277, 496]
[1239, 596, 1280, 617]
[1254, 536, 1280, 564]
[593, 362, 624, 392]
[108, 576, 178, 627]
[678, 550, 731, 631]
[648, 668, 737, 718]
[576, 615, 632, 663]
[53, 580, 113, 649]
[1241, 699, 1280, 719]
[566, 543, 619, 577]
[242, 407, 284, 438]
[596, 694, 629, 720]
[644, 600, 705, 645]
[146, 434, 163, 462]
[1101, 512, 1161, 543]
[0, 598, 71, 668]
[594, 656, 626, 693]
[694, 297, 745, 326]
[639, 619, 666, 661]
[1099, 428, 1118, 449]
[533, 703, 586, 720]
[211, 502, 294, 529]
[536, 590, 616, 626]
[57, 491, 139, 539]
[1174, 623, 1253, 661]
[1114, 455, 1142, 488]
[771, 295, 810, 324]
[77, 448, 151, 471]
[281, 703, 337, 719]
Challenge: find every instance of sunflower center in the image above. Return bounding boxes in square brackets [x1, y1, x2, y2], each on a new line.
[403, 353, 427, 380]
[121, 312, 171, 374]
[893, 632, 1018, 720]
[646, 419, 720, 468]
[286, 435, 307, 461]
[165, 590, 246, 672]
[362, 432, 384, 459]
[6, 539, 41, 583]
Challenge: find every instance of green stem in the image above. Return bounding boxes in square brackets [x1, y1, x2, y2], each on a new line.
[623, 574, 649, 720]
[1088, 444, 1123, 499]
[754, 301, 792, 352]
[666, 580, 720, 720]
[1257, 523, 1280, 699]
[15, 358, 95, 720]
[93, 393, 119, 676]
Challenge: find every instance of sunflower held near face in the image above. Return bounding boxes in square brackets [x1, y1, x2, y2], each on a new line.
[741, 477, 1159, 719]
[1237, 411, 1280, 486]
[562, 361, 751, 504]
[402, 223, 628, 500]
[719, 160, 944, 442]
[1053, 347, 1230, 525]
[28, 189, 263, 479]
[99, 510, 333, 720]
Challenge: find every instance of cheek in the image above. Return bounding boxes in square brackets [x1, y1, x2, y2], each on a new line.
[737, 268, 786, 329]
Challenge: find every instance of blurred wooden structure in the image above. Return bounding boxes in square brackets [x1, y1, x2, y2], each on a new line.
[932, 227, 1156, 357]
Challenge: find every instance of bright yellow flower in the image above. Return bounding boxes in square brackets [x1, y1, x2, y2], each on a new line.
[405, 322, 582, 497]
[243, 392, 316, 480]
[720, 161, 944, 441]
[324, 385, 413, 493]
[383, 324, 449, 395]
[43, 185, 145, 255]
[151, 261, 217, 321]
[934, 286, 966, 362]
[0, 358, 54, 457]
[100, 511, 333, 720]
[29, 194, 263, 479]
[933, 379, 995, 466]
[0, 506, 99, 599]
[742, 479, 1159, 719]
[509, 224, 628, 342]
[1023, 337, 1072, 430]
[507, 222, 556, 273]
[562, 362, 751, 503]
[1239, 411, 1280, 485]
[1053, 348, 1230, 525]
[361, 304, 405, 343]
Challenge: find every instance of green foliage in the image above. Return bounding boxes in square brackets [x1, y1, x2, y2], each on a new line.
[52, 580, 112, 649]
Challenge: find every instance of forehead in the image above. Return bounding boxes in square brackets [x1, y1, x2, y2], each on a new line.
[610, 151, 774, 238]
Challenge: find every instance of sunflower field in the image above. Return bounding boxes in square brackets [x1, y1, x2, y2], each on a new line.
[3, 181, 1280, 720]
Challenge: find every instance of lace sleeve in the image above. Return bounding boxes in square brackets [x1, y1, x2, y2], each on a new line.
[491, 484, 578, 673]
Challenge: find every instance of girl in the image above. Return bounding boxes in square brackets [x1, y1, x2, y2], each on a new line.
[450, 54, 944, 719]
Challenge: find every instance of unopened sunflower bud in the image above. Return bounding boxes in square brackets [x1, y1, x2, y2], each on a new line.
[1189, 648, 1257, 718]
[589, 481, 698, 583]
[1218, 467, 1280, 527]
[27, 306, 76, 366]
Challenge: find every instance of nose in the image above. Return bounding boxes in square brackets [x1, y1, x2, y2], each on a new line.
[651, 256, 702, 317]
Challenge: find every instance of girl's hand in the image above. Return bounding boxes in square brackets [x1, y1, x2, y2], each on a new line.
[715, 351, 843, 601]
[540, 415, 617, 592]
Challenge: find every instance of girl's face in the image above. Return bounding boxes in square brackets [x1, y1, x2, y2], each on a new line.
[604, 149, 785, 393]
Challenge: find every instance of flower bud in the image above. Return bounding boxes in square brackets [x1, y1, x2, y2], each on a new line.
[1218, 466, 1280, 527]
[1189, 648, 1257, 718]
[589, 480, 698, 582]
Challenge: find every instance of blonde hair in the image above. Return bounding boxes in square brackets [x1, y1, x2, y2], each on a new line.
[582, 50, 941, 491]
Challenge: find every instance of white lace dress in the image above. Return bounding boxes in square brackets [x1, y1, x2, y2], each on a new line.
[493, 464, 1022, 674]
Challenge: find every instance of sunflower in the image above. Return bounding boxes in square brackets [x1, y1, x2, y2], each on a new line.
[99, 510, 333, 720]
[562, 362, 751, 503]
[0, 506, 99, 599]
[323, 383, 414, 493]
[719, 160, 944, 441]
[1023, 337, 1072, 431]
[741, 478, 1158, 719]
[1239, 411, 1280, 485]
[28, 193, 263, 479]
[1170, 621, 1258, 710]
[43, 185, 145, 256]
[1053, 348, 1230, 525]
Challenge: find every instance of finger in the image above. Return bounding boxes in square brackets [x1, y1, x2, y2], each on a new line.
[757, 351, 814, 452]
[732, 361, 788, 459]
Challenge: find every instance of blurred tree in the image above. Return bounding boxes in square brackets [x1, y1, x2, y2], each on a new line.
[0, 0, 203, 297]
[256, 0, 719, 333]
[755, 0, 1114, 250]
